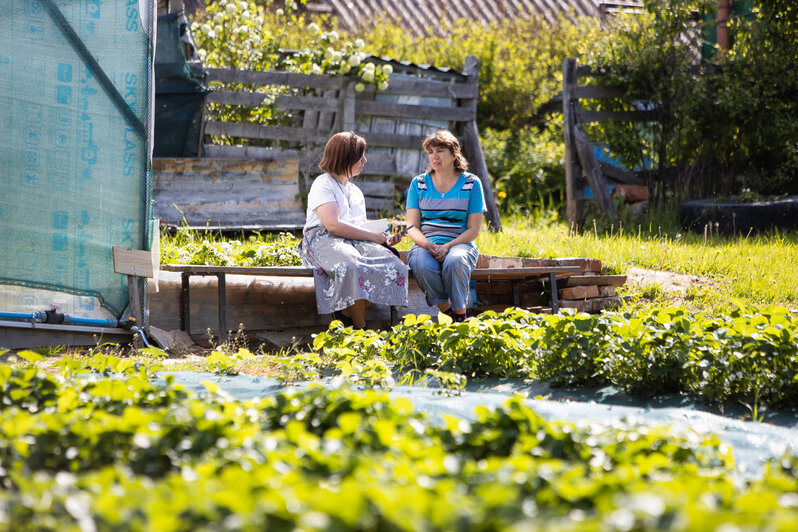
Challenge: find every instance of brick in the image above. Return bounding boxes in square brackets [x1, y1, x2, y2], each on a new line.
[560, 274, 627, 287]
[559, 299, 591, 312]
[558, 285, 600, 300]
[598, 285, 617, 297]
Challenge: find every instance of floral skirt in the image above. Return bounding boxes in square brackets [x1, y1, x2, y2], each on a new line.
[298, 226, 409, 314]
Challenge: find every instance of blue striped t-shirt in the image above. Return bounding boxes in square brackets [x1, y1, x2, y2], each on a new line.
[406, 172, 486, 244]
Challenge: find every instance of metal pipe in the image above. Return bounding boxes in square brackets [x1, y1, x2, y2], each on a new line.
[1, 308, 151, 348]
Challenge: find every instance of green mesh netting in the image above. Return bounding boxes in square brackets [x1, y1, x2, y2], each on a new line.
[0, 0, 153, 317]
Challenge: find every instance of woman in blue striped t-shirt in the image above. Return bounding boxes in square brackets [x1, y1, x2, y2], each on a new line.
[405, 130, 486, 322]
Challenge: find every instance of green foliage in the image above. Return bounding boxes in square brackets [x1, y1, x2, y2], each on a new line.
[306, 305, 798, 409]
[482, 124, 565, 215]
[2, 361, 798, 530]
[161, 228, 303, 266]
[585, 0, 798, 200]
[362, 14, 600, 131]
[205, 348, 255, 375]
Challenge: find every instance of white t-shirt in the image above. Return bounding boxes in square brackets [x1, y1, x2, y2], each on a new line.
[304, 173, 367, 231]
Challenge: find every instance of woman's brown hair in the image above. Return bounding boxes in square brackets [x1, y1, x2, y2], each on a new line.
[422, 129, 469, 174]
[319, 131, 367, 178]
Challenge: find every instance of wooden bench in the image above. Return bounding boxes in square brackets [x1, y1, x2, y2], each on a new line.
[160, 264, 581, 343]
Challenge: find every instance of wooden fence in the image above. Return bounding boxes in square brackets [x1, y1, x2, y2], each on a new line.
[197, 56, 501, 231]
[562, 58, 656, 227]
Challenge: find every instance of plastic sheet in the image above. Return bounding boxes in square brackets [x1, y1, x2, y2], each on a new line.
[164, 371, 798, 481]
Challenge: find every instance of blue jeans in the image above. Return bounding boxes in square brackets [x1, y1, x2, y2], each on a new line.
[408, 244, 479, 310]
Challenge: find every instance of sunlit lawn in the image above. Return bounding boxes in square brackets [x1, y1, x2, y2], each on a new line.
[476, 217, 798, 311]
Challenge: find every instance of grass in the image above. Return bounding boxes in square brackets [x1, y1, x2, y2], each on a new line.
[476, 217, 798, 312]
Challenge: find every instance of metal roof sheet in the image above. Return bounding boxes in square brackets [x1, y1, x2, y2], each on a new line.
[312, 0, 643, 35]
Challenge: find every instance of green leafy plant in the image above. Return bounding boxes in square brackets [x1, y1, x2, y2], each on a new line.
[2, 362, 798, 530]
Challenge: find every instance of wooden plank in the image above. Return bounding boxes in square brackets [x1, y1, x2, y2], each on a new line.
[207, 68, 346, 90]
[599, 162, 646, 186]
[204, 121, 332, 144]
[359, 131, 427, 150]
[355, 180, 395, 197]
[559, 285, 600, 300]
[576, 109, 655, 124]
[207, 71, 476, 98]
[574, 85, 624, 99]
[461, 56, 500, 232]
[470, 266, 581, 280]
[152, 157, 304, 227]
[160, 264, 581, 280]
[573, 125, 618, 223]
[201, 145, 301, 159]
[355, 99, 475, 122]
[380, 78, 478, 99]
[206, 90, 273, 107]
[162, 264, 315, 276]
[207, 91, 340, 113]
[276, 94, 340, 113]
[359, 153, 395, 176]
[113, 247, 154, 278]
[341, 82, 356, 131]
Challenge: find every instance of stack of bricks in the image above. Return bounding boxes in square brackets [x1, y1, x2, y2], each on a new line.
[473, 255, 627, 314]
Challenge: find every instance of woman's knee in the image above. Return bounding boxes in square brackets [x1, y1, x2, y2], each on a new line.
[442, 253, 472, 276]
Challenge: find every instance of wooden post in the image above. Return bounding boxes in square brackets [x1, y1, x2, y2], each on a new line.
[717, 0, 731, 55]
[341, 80, 356, 132]
[562, 58, 581, 227]
[112, 247, 155, 327]
[462, 56, 502, 232]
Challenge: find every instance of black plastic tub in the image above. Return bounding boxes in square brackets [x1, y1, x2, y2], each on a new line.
[682, 196, 798, 234]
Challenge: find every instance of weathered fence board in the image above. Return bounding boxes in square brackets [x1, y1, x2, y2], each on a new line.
[153, 157, 304, 228]
[206, 68, 347, 90]
[355, 100, 475, 122]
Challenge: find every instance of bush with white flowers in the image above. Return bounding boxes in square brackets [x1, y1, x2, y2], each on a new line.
[191, 0, 389, 91]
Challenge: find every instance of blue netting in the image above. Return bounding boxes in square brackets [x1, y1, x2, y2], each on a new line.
[0, 0, 153, 317]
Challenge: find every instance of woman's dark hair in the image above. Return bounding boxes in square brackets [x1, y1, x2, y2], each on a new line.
[422, 129, 469, 174]
[319, 131, 367, 178]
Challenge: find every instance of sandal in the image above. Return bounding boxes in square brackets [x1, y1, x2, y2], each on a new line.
[332, 311, 355, 327]
[441, 307, 467, 322]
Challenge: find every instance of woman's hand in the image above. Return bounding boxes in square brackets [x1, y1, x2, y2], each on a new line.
[371, 231, 389, 245]
[386, 232, 403, 247]
[427, 242, 448, 262]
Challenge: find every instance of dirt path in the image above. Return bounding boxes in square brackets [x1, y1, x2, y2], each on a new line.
[624, 267, 716, 294]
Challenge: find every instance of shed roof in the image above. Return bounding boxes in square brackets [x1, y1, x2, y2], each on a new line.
[305, 1, 644, 35]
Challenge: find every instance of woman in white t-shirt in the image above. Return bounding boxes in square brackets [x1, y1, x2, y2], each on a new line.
[298, 132, 408, 328]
